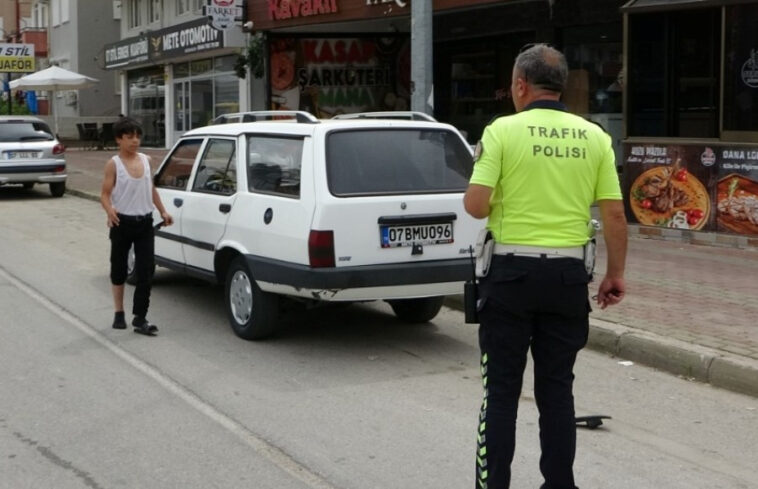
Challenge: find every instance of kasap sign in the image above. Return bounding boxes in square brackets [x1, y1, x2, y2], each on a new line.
[0, 43, 35, 72]
[204, 0, 244, 30]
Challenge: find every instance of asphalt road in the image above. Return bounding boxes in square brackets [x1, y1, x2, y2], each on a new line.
[1, 187, 757, 489]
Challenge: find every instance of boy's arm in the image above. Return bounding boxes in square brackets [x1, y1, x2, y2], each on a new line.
[148, 156, 174, 226]
[100, 159, 119, 227]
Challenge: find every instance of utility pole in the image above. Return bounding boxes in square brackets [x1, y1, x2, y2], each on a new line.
[410, 0, 433, 116]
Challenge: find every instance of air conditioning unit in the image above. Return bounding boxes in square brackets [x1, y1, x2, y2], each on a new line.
[113, 0, 122, 20]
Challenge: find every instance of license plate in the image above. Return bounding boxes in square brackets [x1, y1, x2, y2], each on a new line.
[380, 222, 453, 248]
[5, 151, 39, 159]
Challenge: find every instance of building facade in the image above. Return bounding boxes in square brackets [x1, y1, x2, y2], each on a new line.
[104, 0, 248, 148]
[44, 0, 122, 122]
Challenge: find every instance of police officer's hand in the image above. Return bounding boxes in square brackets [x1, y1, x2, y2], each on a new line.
[596, 276, 625, 309]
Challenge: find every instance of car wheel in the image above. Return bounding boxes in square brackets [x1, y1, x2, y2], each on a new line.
[22, 182, 34, 190]
[49, 182, 65, 197]
[388, 296, 445, 323]
[125, 245, 155, 286]
[225, 256, 279, 340]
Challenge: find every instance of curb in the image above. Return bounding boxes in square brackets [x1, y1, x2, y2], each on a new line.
[65, 187, 100, 202]
[444, 296, 758, 398]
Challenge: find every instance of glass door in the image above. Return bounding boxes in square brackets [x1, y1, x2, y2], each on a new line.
[174, 80, 190, 141]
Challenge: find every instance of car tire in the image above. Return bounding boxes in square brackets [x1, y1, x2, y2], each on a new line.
[125, 245, 155, 286]
[225, 256, 279, 340]
[22, 182, 34, 190]
[388, 296, 445, 323]
[49, 182, 65, 197]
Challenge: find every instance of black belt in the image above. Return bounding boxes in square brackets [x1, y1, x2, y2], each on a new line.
[117, 213, 152, 222]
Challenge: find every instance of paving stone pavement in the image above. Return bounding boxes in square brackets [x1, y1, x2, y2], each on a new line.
[58, 147, 758, 397]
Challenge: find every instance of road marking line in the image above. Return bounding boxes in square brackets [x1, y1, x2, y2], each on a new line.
[0, 266, 340, 489]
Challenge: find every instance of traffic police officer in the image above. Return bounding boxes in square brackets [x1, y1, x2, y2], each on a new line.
[464, 44, 628, 489]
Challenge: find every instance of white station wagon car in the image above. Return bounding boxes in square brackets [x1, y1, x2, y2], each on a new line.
[150, 111, 483, 339]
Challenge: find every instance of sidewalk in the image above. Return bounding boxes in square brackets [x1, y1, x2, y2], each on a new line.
[63, 148, 758, 397]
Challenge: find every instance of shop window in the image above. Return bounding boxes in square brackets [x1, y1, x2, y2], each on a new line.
[191, 59, 213, 76]
[723, 5, 758, 134]
[215, 74, 239, 118]
[628, 10, 720, 138]
[174, 62, 190, 79]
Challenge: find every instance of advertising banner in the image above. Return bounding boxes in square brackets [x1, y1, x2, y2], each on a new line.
[623, 142, 758, 236]
[623, 143, 718, 232]
[269, 36, 410, 117]
[716, 147, 758, 236]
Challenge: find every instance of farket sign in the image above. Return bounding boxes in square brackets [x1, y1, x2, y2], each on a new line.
[204, 0, 244, 30]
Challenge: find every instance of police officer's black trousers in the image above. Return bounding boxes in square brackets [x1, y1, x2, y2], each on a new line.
[475, 254, 589, 489]
[109, 215, 154, 319]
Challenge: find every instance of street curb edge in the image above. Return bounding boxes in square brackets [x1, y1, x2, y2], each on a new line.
[444, 296, 758, 398]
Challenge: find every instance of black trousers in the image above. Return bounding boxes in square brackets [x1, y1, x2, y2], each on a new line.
[109, 215, 154, 319]
[475, 254, 590, 489]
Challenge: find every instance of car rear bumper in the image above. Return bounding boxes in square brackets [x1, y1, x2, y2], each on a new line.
[0, 161, 67, 184]
[245, 254, 470, 300]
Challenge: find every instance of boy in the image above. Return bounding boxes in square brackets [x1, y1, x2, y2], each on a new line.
[100, 117, 173, 336]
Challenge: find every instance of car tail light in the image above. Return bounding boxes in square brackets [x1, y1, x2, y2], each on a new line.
[308, 230, 335, 268]
[53, 144, 66, 155]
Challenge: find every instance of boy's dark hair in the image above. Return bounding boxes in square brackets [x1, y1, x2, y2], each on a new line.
[113, 117, 143, 138]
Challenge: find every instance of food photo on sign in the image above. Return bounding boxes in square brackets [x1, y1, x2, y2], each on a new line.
[716, 147, 758, 235]
[623, 144, 718, 231]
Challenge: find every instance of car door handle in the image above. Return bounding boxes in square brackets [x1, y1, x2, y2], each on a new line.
[173, 198, 183, 207]
[219, 203, 232, 214]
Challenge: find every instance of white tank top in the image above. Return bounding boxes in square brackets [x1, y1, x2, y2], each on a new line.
[111, 153, 154, 216]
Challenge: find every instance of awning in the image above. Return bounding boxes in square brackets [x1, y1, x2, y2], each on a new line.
[621, 0, 734, 13]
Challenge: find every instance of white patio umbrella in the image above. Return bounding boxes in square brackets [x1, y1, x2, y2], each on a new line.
[10, 65, 99, 136]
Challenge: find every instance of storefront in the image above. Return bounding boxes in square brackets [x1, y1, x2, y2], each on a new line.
[104, 18, 247, 148]
[621, 1, 758, 240]
[248, 0, 625, 152]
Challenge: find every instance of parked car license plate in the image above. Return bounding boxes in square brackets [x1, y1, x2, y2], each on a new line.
[380, 222, 453, 248]
[5, 151, 39, 159]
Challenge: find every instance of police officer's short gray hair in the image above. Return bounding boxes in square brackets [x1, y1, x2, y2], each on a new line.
[514, 44, 568, 93]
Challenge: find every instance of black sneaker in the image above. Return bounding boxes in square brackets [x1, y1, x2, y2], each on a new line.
[132, 317, 158, 336]
[112, 312, 127, 330]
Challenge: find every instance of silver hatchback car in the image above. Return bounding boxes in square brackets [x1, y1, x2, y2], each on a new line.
[0, 116, 67, 197]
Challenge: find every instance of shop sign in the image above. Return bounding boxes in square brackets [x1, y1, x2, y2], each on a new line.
[104, 37, 149, 69]
[269, 36, 409, 118]
[204, 0, 244, 30]
[366, 0, 408, 7]
[268, 0, 339, 21]
[150, 18, 223, 60]
[0, 43, 34, 72]
[741, 49, 758, 88]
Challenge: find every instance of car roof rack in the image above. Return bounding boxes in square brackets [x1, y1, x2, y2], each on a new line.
[238, 110, 320, 124]
[332, 111, 437, 122]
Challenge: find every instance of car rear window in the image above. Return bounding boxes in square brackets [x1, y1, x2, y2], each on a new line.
[326, 128, 472, 196]
[0, 121, 54, 142]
